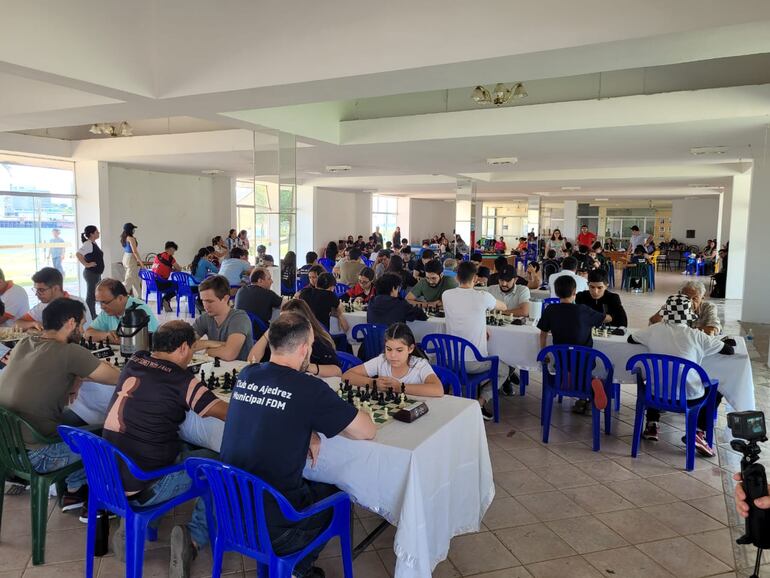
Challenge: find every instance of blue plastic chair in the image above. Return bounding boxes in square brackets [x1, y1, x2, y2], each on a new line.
[540, 297, 560, 317]
[431, 364, 462, 396]
[57, 426, 205, 578]
[318, 258, 335, 273]
[337, 351, 363, 373]
[245, 311, 270, 340]
[138, 269, 164, 315]
[607, 261, 615, 288]
[536, 345, 615, 451]
[186, 457, 353, 578]
[334, 283, 350, 297]
[626, 353, 719, 471]
[321, 323, 350, 353]
[421, 333, 501, 422]
[351, 323, 387, 362]
[171, 272, 197, 318]
[362, 258, 373, 268]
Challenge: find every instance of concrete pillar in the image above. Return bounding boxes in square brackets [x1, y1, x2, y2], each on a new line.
[726, 171, 751, 300]
[563, 200, 578, 244]
[455, 178, 476, 252]
[526, 196, 540, 237]
[741, 156, 770, 321]
[74, 161, 111, 294]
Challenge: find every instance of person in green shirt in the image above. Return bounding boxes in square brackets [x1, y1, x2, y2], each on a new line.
[85, 278, 160, 345]
[406, 259, 457, 308]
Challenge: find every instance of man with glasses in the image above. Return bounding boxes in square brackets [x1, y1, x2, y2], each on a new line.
[85, 279, 159, 344]
[15, 267, 91, 332]
[234, 267, 283, 327]
[406, 259, 457, 308]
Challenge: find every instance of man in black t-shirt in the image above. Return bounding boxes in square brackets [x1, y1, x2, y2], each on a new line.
[575, 269, 628, 328]
[234, 268, 283, 327]
[299, 272, 349, 332]
[173, 313, 375, 578]
[102, 321, 228, 562]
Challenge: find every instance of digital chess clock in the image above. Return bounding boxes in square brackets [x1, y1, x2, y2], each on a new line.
[392, 400, 429, 423]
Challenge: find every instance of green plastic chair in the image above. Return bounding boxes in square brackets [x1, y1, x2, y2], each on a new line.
[0, 407, 84, 565]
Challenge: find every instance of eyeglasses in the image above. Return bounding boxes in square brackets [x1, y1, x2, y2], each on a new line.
[33, 286, 52, 294]
[96, 297, 116, 306]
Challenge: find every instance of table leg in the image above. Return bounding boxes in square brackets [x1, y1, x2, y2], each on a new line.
[352, 519, 391, 559]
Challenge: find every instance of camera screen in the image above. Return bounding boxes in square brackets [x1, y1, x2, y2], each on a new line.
[748, 415, 765, 434]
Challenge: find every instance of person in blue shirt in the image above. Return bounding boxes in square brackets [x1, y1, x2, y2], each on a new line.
[190, 247, 218, 284]
[217, 248, 254, 290]
[84, 279, 159, 344]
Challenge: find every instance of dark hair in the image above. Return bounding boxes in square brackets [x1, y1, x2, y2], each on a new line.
[401, 238, 409, 245]
[591, 241, 602, 251]
[228, 229, 237, 238]
[587, 269, 609, 285]
[421, 249, 435, 260]
[305, 251, 318, 265]
[268, 312, 312, 354]
[359, 267, 375, 281]
[263, 254, 275, 264]
[425, 260, 443, 275]
[546, 249, 556, 259]
[164, 241, 178, 251]
[32, 267, 63, 288]
[470, 252, 483, 263]
[634, 245, 645, 255]
[198, 275, 230, 299]
[554, 275, 577, 298]
[152, 320, 196, 352]
[308, 264, 325, 277]
[120, 227, 136, 248]
[494, 256, 508, 271]
[81, 225, 98, 243]
[384, 322, 428, 360]
[551, 229, 562, 240]
[578, 245, 589, 254]
[528, 261, 540, 272]
[42, 297, 86, 331]
[498, 266, 517, 282]
[375, 273, 402, 295]
[326, 241, 339, 260]
[457, 261, 477, 284]
[317, 272, 337, 290]
[212, 235, 223, 245]
[562, 256, 578, 271]
[400, 245, 412, 254]
[250, 267, 270, 284]
[349, 248, 362, 261]
[387, 255, 405, 272]
[229, 247, 246, 259]
[96, 278, 128, 297]
[282, 251, 296, 268]
[191, 247, 213, 275]
[477, 266, 491, 279]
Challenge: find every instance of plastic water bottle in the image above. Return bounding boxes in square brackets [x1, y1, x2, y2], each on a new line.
[747, 329, 754, 342]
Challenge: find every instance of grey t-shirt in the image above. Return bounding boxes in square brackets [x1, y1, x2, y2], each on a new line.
[193, 309, 254, 361]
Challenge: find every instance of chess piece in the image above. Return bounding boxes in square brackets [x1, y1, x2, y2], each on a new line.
[200, 369, 206, 383]
[213, 357, 221, 368]
[347, 390, 355, 404]
[372, 379, 378, 396]
[98, 340, 104, 350]
[379, 392, 386, 406]
[113, 357, 120, 366]
[88, 336, 94, 350]
[207, 374, 216, 390]
[231, 368, 238, 382]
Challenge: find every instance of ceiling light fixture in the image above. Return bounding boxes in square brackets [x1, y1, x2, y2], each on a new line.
[325, 165, 352, 173]
[486, 157, 518, 166]
[471, 82, 527, 106]
[561, 186, 582, 191]
[201, 169, 224, 175]
[594, 197, 609, 201]
[689, 146, 727, 156]
[87, 122, 133, 137]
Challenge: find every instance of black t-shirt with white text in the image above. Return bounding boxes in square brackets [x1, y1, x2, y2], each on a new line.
[536, 302, 605, 347]
[220, 362, 357, 529]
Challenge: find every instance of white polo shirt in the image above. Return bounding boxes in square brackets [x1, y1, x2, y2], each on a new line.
[548, 270, 588, 298]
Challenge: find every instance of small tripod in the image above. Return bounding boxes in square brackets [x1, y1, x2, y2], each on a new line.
[732, 437, 770, 578]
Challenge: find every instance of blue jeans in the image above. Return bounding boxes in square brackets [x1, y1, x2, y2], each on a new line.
[187, 480, 337, 578]
[52, 256, 64, 275]
[28, 441, 87, 490]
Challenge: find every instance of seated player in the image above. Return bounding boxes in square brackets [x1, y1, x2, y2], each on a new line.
[342, 322, 443, 397]
[298, 272, 349, 332]
[337, 247, 366, 286]
[171, 313, 376, 578]
[575, 269, 628, 327]
[0, 298, 119, 511]
[85, 279, 159, 345]
[548, 256, 588, 297]
[541, 250, 561, 285]
[441, 258, 458, 278]
[234, 267, 283, 328]
[297, 251, 318, 286]
[487, 255, 508, 286]
[411, 248, 435, 279]
[367, 273, 427, 326]
[151, 241, 183, 312]
[192, 275, 253, 361]
[0, 267, 30, 327]
[343, 267, 376, 303]
[629, 294, 734, 454]
[295, 264, 325, 297]
[247, 299, 342, 377]
[648, 280, 721, 335]
[406, 260, 457, 308]
[537, 275, 606, 414]
[218, 247, 254, 290]
[102, 320, 228, 561]
[485, 266, 530, 317]
[475, 266, 491, 287]
[442, 261, 510, 420]
[524, 262, 542, 290]
[15, 267, 91, 331]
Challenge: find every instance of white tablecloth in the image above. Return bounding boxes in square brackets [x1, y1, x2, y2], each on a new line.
[338, 311, 755, 411]
[303, 393, 494, 578]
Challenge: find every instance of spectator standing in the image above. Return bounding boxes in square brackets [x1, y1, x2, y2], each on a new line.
[577, 224, 596, 249]
[76, 225, 104, 319]
[392, 226, 402, 248]
[225, 229, 238, 252]
[546, 229, 566, 255]
[120, 223, 143, 297]
[47, 228, 66, 275]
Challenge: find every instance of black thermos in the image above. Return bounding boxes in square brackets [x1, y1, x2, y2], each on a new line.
[94, 510, 109, 556]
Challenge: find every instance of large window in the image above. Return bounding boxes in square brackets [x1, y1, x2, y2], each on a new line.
[236, 180, 273, 257]
[0, 158, 77, 301]
[371, 196, 398, 240]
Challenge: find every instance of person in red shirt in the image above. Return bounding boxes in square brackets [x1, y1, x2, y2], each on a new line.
[344, 267, 376, 303]
[151, 241, 182, 312]
[493, 236, 507, 253]
[577, 224, 597, 249]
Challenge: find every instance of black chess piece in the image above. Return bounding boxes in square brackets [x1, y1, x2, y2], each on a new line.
[400, 383, 406, 395]
[113, 357, 120, 366]
[387, 387, 394, 402]
[207, 374, 216, 390]
[200, 369, 206, 383]
[356, 386, 362, 398]
[347, 390, 354, 404]
[372, 379, 378, 396]
[79, 337, 87, 348]
[232, 368, 238, 380]
[87, 336, 94, 350]
[379, 392, 386, 406]
[98, 340, 104, 350]
[213, 357, 221, 368]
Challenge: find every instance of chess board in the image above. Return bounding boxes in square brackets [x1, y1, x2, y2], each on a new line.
[485, 313, 524, 327]
[0, 329, 27, 344]
[365, 398, 421, 427]
[198, 360, 247, 401]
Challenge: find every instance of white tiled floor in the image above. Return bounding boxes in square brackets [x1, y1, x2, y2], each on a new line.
[2, 271, 768, 577]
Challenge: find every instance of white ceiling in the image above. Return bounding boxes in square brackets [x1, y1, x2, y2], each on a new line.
[2, 1, 770, 203]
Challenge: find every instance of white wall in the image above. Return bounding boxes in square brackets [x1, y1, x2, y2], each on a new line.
[670, 197, 719, 244]
[409, 199, 456, 243]
[312, 188, 371, 251]
[106, 166, 233, 267]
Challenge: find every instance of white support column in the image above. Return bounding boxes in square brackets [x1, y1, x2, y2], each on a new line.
[742, 156, 770, 321]
[563, 200, 578, 244]
[74, 161, 110, 294]
[726, 171, 751, 300]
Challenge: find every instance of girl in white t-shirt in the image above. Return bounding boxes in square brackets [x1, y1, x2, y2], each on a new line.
[342, 323, 443, 397]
